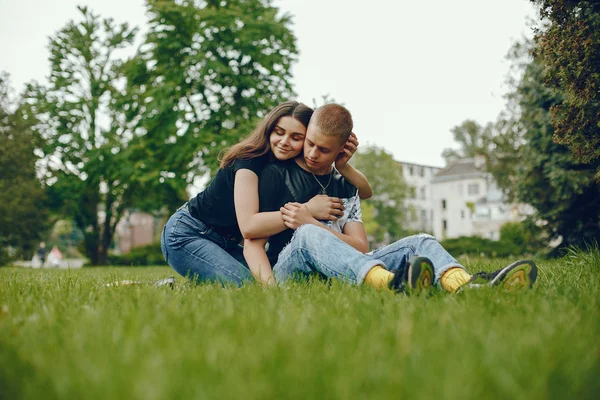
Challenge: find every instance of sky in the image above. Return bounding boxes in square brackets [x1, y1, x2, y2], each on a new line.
[0, 0, 538, 168]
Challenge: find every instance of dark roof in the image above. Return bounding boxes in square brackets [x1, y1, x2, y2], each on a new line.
[433, 158, 486, 180]
[397, 160, 443, 170]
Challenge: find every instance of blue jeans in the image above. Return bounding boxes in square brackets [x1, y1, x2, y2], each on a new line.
[160, 204, 253, 287]
[273, 225, 465, 286]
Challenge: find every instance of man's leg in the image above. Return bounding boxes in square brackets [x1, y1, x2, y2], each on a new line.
[368, 233, 466, 284]
[369, 233, 537, 293]
[272, 225, 433, 293]
[273, 225, 382, 285]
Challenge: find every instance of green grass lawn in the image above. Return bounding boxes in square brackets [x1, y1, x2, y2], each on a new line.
[1, 250, 599, 399]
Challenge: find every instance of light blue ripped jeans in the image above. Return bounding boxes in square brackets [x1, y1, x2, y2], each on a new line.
[273, 224, 466, 287]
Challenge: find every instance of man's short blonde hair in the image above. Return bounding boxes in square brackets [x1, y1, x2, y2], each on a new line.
[310, 103, 353, 144]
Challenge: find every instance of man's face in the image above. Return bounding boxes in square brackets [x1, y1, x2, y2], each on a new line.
[302, 123, 345, 174]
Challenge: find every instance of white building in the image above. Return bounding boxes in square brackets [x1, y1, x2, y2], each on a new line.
[429, 156, 521, 240]
[399, 161, 442, 233]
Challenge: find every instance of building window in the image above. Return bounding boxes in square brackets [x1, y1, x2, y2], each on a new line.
[461, 210, 465, 219]
[443, 219, 447, 231]
[409, 166, 414, 176]
[468, 183, 480, 195]
[442, 199, 447, 209]
[419, 167, 425, 177]
[420, 187, 426, 200]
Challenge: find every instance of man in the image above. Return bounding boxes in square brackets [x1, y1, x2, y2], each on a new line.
[37, 242, 47, 268]
[248, 104, 537, 293]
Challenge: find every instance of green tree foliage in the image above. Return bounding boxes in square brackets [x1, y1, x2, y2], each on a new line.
[530, 0, 600, 168]
[21, 7, 139, 265]
[441, 119, 494, 163]
[359, 201, 380, 249]
[491, 42, 600, 250]
[0, 73, 48, 262]
[351, 145, 410, 243]
[121, 0, 297, 201]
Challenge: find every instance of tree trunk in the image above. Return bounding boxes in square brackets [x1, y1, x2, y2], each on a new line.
[84, 232, 100, 265]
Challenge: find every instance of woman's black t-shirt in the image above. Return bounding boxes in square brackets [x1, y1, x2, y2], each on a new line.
[187, 156, 268, 240]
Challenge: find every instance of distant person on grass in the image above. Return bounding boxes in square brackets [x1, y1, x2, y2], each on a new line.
[48, 245, 63, 268]
[37, 242, 47, 268]
[243, 103, 538, 294]
[161, 101, 372, 286]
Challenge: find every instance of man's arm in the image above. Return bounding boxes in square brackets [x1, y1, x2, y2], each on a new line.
[279, 203, 369, 253]
[335, 133, 372, 200]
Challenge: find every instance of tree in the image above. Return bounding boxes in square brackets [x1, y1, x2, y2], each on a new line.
[0, 73, 48, 262]
[441, 119, 495, 163]
[22, 7, 139, 265]
[351, 145, 411, 243]
[121, 0, 298, 205]
[359, 201, 380, 249]
[530, 0, 600, 168]
[491, 42, 600, 250]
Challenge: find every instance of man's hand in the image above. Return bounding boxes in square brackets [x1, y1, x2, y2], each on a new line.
[335, 132, 359, 171]
[305, 195, 344, 221]
[280, 203, 317, 230]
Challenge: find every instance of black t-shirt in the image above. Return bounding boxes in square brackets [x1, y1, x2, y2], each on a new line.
[188, 156, 268, 240]
[259, 159, 361, 264]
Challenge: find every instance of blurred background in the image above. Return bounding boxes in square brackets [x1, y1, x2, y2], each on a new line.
[0, 0, 598, 266]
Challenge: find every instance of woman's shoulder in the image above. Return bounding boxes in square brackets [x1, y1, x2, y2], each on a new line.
[230, 155, 269, 172]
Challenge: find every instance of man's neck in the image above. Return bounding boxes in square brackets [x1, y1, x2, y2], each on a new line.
[294, 156, 333, 175]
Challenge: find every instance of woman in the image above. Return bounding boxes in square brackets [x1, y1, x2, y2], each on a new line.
[161, 101, 371, 286]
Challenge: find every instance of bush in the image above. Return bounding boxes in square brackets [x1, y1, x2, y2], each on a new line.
[106, 243, 166, 267]
[0, 247, 12, 267]
[440, 235, 524, 258]
[440, 221, 548, 258]
[500, 222, 527, 247]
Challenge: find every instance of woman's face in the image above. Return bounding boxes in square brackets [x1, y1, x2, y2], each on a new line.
[269, 116, 306, 161]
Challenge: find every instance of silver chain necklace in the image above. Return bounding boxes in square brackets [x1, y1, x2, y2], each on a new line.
[303, 158, 333, 194]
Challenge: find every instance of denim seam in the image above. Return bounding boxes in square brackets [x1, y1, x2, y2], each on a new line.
[371, 245, 415, 259]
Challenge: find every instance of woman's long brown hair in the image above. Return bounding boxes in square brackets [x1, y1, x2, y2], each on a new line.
[219, 101, 314, 168]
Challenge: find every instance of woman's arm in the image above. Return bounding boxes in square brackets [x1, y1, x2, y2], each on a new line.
[335, 133, 372, 199]
[243, 238, 275, 286]
[234, 169, 345, 239]
[234, 169, 287, 239]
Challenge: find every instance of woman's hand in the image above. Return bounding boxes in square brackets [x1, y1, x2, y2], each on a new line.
[305, 195, 344, 221]
[280, 203, 318, 230]
[335, 132, 359, 170]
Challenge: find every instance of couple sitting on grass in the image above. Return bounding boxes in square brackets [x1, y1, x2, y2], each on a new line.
[161, 102, 537, 294]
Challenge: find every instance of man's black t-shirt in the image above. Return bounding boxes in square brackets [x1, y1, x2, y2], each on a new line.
[188, 156, 268, 240]
[259, 158, 361, 264]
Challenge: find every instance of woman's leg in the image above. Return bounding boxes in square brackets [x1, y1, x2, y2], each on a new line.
[161, 207, 253, 287]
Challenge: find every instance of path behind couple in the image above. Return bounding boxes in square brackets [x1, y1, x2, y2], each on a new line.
[1, 250, 598, 399]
